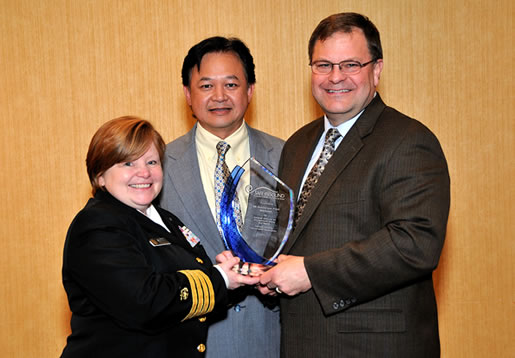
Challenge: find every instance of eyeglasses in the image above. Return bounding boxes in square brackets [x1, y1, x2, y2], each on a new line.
[310, 59, 376, 75]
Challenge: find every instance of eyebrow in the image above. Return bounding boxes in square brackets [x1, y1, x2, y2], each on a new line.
[198, 75, 240, 82]
[313, 57, 361, 62]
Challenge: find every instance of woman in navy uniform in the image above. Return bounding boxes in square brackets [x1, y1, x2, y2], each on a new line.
[61, 116, 257, 357]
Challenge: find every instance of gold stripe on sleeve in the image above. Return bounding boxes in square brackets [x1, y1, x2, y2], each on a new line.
[197, 270, 215, 314]
[178, 270, 215, 321]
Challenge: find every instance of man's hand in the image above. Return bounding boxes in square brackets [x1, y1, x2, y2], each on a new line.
[258, 255, 312, 296]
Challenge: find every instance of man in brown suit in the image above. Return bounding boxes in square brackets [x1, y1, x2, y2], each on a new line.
[259, 12, 450, 357]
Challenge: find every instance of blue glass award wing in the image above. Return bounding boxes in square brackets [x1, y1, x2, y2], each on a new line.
[219, 157, 294, 269]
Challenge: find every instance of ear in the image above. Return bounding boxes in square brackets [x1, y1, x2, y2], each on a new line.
[98, 174, 105, 187]
[183, 86, 192, 106]
[246, 83, 255, 102]
[373, 59, 384, 87]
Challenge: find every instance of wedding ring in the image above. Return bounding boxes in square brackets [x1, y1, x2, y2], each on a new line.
[275, 287, 282, 294]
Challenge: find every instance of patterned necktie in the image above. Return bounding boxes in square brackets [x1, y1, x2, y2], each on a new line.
[214, 141, 243, 237]
[295, 128, 342, 225]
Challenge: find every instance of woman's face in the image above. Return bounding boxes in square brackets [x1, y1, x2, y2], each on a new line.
[98, 143, 163, 212]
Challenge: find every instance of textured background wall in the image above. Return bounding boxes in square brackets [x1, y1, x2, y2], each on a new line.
[0, 0, 513, 356]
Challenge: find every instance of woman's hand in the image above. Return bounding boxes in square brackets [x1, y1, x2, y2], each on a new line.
[215, 250, 236, 264]
[216, 252, 260, 289]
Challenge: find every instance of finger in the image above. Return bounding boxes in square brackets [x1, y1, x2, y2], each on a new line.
[215, 253, 227, 264]
[239, 275, 260, 286]
[223, 250, 235, 259]
[256, 285, 268, 295]
[259, 270, 272, 286]
[219, 256, 240, 271]
[219, 250, 235, 261]
[215, 251, 235, 264]
[257, 284, 277, 296]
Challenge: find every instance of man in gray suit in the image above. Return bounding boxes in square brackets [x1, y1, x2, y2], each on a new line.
[160, 37, 282, 357]
[258, 13, 450, 357]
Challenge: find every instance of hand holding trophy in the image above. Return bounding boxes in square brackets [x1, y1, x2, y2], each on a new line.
[218, 157, 294, 276]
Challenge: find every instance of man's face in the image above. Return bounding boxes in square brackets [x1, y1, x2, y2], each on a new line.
[311, 29, 383, 126]
[184, 52, 254, 139]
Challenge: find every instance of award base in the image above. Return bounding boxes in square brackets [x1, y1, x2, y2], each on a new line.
[232, 261, 273, 277]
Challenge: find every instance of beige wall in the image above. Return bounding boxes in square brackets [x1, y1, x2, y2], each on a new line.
[1, 0, 513, 356]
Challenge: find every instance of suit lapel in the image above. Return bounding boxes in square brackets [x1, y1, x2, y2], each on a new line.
[284, 95, 386, 252]
[290, 126, 364, 241]
[292, 121, 324, 195]
[247, 125, 278, 172]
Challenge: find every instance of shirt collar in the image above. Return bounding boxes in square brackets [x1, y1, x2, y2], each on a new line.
[139, 204, 170, 232]
[323, 108, 363, 137]
[195, 121, 248, 156]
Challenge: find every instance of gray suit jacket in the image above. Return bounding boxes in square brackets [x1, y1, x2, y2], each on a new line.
[278, 94, 450, 357]
[160, 122, 283, 358]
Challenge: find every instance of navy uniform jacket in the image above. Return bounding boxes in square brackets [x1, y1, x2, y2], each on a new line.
[61, 190, 228, 357]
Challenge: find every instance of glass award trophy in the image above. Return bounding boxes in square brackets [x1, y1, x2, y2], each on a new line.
[219, 157, 294, 276]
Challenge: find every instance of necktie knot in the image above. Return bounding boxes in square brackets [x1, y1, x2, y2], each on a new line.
[324, 128, 341, 149]
[216, 141, 230, 158]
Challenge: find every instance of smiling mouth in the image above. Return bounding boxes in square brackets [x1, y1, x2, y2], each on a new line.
[209, 107, 231, 112]
[327, 89, 351, 93]
[129, 184, 151, 189]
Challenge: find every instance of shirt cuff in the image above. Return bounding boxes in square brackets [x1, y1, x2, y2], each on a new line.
[214, 265, 229, 288]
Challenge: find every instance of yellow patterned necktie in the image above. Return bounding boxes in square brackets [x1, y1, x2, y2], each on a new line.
[214, 141, 243, 237]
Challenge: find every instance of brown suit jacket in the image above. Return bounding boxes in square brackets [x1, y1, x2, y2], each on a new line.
[278, 94, 450, 357]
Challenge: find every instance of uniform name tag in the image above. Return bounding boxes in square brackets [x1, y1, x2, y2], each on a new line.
[149, 237, 171, 247]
